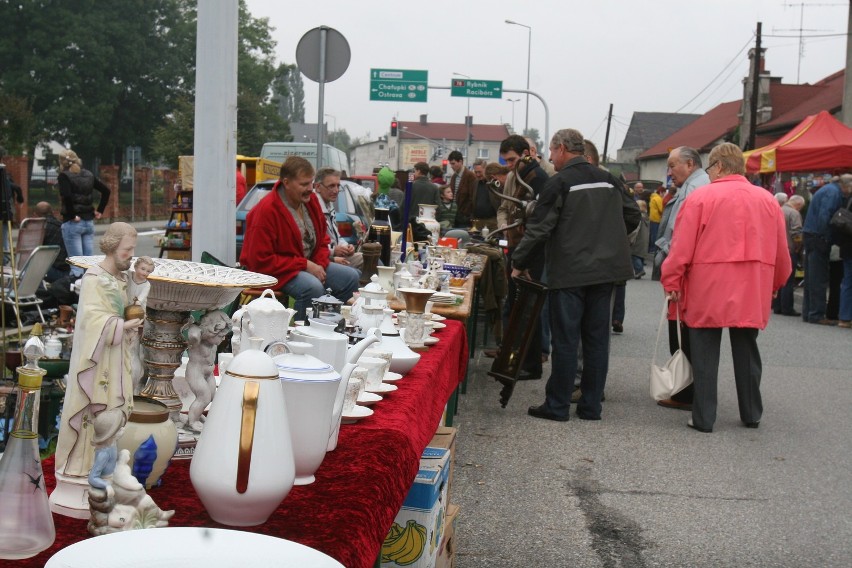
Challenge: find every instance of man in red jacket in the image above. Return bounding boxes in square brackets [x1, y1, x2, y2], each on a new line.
[661, 143, 791, 433]
[240, 156, 359, 320]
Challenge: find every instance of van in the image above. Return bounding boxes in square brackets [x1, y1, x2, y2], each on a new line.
[259, 142, 350, 176]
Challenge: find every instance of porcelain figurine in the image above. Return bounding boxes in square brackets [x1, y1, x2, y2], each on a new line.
[52, 222, 145, 519]
[180, 310, 231, 432]
[126, 256, 154, 395]
[87, 409, 174, 536]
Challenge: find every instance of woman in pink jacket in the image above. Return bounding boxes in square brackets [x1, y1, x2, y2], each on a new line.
[661, 143, 791, 433]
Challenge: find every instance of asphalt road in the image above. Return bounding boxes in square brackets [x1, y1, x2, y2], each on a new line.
[453, 276, 852, 567]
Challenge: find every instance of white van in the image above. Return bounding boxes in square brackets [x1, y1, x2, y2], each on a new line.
[260, 142, 350, 175]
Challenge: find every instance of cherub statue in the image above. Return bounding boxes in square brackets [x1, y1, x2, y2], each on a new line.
[126, 256, 154, 395]
[180, 310, 231, 432]
[87, 409, 174, 536]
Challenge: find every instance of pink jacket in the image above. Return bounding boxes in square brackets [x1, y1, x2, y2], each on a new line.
[661, 174, 791, 329]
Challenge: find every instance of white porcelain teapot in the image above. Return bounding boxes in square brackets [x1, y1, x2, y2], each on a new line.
[231, 289, 295, 354]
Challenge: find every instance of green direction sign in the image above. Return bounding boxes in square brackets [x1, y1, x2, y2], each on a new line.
[370, 68, 428, 102]
[450, 79, 503, 99]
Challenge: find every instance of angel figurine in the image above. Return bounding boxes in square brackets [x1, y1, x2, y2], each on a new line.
[180, 310, 232, 432]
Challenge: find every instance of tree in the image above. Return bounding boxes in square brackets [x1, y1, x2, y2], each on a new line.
[522, 128, 543, 152]
[272, 64, 305, 125]
[150, 97, 195, 169]
[0, 0, 196, 166]
[329, 129, 351, 155]
[0, 90, 37, 156]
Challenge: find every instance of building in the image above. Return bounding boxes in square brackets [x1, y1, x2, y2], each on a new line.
[350, 115, 512, 175]
[616, 112, 700, 164]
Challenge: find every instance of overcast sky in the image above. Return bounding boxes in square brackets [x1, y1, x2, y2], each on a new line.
[244, 0, 849, 157]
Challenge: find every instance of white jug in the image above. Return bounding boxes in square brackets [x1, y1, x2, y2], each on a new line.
[190, 346, 295, 526]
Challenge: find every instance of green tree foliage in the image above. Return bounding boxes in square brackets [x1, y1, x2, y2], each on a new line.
[272, 63, 305, 125]
[0, 89, 37, 155]
[329, 129, 351, 155]
[150, 97, 195, 169]
[522, 128, 542, 152]
[0, 0, 196, 166]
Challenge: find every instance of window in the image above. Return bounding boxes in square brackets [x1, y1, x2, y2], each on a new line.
[477, 148, 489, 159]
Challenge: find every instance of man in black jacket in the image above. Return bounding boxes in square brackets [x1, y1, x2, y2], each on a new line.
[513, 128, 640, 421]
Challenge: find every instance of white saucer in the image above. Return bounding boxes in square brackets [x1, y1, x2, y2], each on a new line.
[424, 337, 439, 345]
[341, 405, 374, 423]
[357, 391, 383, 405]
[365, 382, 398, 393]
[429, 314, 446, 321]
[431, 321, 447, 329]
[383, 371, 403, 382]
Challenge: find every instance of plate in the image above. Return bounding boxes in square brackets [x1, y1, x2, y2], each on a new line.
[383, 371, 403, 382]
[341, 405, 374, 423]
[424, 337, 439, 345]
[45, 527, 344, 568]
[431, 321, 447, 329]
[365, 382, 398, 393]
[357, 391, 383, 405]
[428, 314, 446, 321]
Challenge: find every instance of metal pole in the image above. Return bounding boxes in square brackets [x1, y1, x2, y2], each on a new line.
[316, 27, 327, 169]
[524, 27, 531, 133]
[130, 148, 135, 222]
[603, 103, 613, 165]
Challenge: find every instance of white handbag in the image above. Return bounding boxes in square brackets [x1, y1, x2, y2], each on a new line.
[650, 300, 693, 401]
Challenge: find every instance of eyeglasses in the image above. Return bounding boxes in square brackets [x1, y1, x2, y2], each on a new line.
[320, 182, 340, 189]
[706, 161, 718, 172]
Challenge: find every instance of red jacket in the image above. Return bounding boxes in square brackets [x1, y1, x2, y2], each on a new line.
[661, 174, 791, 329]
[239, 181, 331, 288]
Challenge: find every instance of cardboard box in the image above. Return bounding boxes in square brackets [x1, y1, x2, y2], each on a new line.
[435, 504, 459, 568]
[382, 447, 450, 568]
[429, 426, 457, 504]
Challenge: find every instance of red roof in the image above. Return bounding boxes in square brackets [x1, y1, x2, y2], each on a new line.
[759, 70, 844, 130]
[399, 121, 511, 142]
[639, 100, 741, 159]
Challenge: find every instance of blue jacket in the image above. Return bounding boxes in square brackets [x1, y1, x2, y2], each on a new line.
[803, 183, 844, 241]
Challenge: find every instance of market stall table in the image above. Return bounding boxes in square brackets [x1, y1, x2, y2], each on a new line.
[23, 320, 469, 568]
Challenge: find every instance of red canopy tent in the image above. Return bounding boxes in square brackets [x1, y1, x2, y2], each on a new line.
[743, 110, 852, 173]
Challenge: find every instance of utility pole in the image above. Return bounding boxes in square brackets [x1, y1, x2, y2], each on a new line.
[602, 103, 613, 165]
[748, 22, 762, 151]
[843, 1, 852, 126]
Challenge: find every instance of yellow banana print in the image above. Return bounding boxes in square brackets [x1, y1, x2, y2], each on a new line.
[382, 519, 427, 565]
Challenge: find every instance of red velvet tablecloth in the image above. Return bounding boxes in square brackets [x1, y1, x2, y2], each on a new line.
[22, 320, 468, 568]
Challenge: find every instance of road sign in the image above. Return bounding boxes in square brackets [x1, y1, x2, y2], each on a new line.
[450, 79, 503, 99]
[370, 68, 428, 102]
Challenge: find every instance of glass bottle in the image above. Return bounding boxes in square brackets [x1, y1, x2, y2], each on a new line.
[0, 337, 55, 559]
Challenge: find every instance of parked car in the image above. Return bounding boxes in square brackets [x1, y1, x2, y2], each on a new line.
[235, 180, 373, 260]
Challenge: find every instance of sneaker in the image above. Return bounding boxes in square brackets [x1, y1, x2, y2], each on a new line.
[612, 320, 623, 333]
[838, 321, 852, 328]
[634, 270, 646, 279]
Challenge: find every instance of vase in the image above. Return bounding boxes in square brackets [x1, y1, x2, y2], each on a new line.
[0, 366, 55, 559]
[417, 204, 441, 245]
[116, 396, 178, 489]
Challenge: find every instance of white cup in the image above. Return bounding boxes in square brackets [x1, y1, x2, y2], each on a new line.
[351, 366, 368, 398]
[343, 378, 361, 413]
[217, 353, 234, 376]
[358, 356, 389, 389]
[363, 348, 393, 368]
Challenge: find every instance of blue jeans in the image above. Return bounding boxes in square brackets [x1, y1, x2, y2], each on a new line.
[648, 222, 659, 254]
[545, 283, 614, 419]
[631, 255, 645, 275]
[62, 219, 95, 277]
[281, 262, 360, 321]
[803, 234, 830, 322]
[839, 258, 852, 321]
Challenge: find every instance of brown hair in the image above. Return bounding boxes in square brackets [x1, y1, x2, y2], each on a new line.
[279, 156, 315, 181]
[485, 163, 509, 178]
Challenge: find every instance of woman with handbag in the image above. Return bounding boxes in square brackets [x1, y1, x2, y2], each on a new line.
[661, 143, 791, 433]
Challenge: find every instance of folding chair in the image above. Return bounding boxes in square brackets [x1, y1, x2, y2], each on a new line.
[14, 218, 47, 268]
[1, 245, 59, 327]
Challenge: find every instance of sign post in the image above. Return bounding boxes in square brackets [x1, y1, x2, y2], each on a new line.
[450, 79, 503, 99]
[370, 69, 428, 102]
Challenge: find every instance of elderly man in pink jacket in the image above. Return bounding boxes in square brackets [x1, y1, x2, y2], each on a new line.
[661, 143, 791, 433]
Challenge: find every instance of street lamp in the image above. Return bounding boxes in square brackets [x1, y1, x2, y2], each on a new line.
[506, 98, 520, 132]
[452, 72, 472, 156]
[505, 19, 531, 133]
[324, 113, 336, 147]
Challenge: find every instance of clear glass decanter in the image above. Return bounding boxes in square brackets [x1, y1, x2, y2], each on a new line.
[0, 335, 55, 559]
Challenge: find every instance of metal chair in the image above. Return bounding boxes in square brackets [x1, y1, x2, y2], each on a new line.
[14, 218, 47, 268]
[1, 245, 59, 327]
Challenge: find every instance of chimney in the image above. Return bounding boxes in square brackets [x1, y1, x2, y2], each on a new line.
[419, 114, 428, 126]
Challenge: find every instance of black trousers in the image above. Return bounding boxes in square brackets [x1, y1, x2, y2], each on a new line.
[668, 319, 694, 403]
[688, 327, 763, 431]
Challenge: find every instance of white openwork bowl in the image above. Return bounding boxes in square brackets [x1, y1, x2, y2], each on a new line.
[68, 256, 278, 311]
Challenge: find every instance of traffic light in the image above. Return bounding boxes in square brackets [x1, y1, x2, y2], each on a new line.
[390, 120, 398, 136]
[467, 132, 474, 145]
[442, 159, 448, 174]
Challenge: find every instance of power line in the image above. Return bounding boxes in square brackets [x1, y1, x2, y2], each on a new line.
[675, 35, 754, 113]
[763, 32, 847, 37]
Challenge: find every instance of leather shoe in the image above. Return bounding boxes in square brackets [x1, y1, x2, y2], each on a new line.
[576, 410, 601, 421]
[782, 310, 801, 317]
[744, 421, 760, 429]
[517, 370, 542, 381]
[657, 398, 692, 411]
[612, 320, 623, 333]
[483, 348, 500, 358]
[687, 418, 712, 433]
[528, 404, 568, 422]
[810, 319, 837, 326]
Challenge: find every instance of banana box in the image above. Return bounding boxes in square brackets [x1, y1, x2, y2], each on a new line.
[435, 504, 459, 568]
[381, 447, 450, 568]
